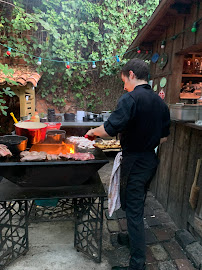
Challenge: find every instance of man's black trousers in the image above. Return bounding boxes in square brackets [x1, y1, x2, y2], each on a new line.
[125, 165, 157, 270]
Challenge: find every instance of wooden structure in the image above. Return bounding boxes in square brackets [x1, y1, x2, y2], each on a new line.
[125, 0, 202, 241]
[0, 67, 41, 118]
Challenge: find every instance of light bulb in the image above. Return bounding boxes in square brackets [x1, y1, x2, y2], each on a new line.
[6, 48, 11, 56]
[37, 57, 42, 65]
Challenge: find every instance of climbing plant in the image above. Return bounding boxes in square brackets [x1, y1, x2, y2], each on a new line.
[0, 0, 159, 110]
[0, 64, 16, 115]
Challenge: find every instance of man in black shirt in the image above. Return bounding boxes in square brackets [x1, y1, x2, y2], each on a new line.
[85, 58, 170, 270]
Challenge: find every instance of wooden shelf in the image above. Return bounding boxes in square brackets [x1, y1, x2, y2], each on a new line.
[182, 74, 202, 78]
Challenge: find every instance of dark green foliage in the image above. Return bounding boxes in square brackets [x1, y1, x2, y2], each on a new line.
[0, 0, 159, 110]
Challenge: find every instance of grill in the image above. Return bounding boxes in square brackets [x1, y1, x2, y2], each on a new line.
[0, 147, 108, 187]
[0, 139, 108, 269]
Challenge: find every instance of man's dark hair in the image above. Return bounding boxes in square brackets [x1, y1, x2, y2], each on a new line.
[121, 58, 149, 81]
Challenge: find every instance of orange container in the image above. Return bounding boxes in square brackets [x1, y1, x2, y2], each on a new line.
[44, 122, 61, 130]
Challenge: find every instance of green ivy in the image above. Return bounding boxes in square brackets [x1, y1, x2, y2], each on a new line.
[0, 0, 159, 110]
[0, 64, 16, 115]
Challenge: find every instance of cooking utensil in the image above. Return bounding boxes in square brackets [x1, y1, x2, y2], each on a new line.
[84, 134, 96, 141]
[189, 158, 201, 209]
[47, 108, 55, 122]
[64, 113, 75, 122]
[10, 112, 18, 123]
[0, 135, 28, 154]
[46, 130, 66, 143]
[15, 122, 47, 145]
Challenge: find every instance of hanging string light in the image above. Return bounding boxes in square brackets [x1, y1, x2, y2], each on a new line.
[66, 61, 70, 69]
[6, 47, 11, 56]
[37, 57, 42, 65]
[171, 35, 178, 40]
[191, 22, 197, 33]
[161, 40, 166, 49]
[1, 14, 202, 70]
[116, 55, 120, 62]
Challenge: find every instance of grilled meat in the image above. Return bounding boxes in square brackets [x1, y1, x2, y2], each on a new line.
[20, 150, 94, 161]
[67, 136, 95, 149]
[47, 154, 61, 161]
[0, 144, 12, 157]
[20, 151, 47, 162]
[59, 152, 95, 161]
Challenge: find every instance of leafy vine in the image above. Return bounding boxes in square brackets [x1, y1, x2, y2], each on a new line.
[0, 0, 159, 111]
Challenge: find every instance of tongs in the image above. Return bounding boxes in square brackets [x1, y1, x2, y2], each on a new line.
[84, 134, 96, 141]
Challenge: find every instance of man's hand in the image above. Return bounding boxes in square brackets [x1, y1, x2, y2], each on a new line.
[85, 129, 96, 141]
[85, 125, 109, 139]
[86, 129, 95, 137]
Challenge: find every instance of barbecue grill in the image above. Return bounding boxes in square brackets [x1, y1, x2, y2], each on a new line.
[0, 147, 108, 187]
[0, 133, 110, 270]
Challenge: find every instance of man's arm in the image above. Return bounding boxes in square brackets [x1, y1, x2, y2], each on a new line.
[85, 124, 110, 138]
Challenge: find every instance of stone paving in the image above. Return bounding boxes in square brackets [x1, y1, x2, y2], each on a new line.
[99, 155, 201, 270]
[102, 192, 199, 270]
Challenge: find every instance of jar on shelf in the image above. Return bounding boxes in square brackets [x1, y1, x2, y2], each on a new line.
[30, 112, 40, 122]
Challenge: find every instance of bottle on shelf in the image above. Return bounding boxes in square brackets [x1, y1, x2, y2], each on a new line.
[30, 112, 40, 122]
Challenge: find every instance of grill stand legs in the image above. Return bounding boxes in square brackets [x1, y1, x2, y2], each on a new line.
[0, 196, 104, 269]
[74, 197, 104, 263]
[0, 201, 29, 270]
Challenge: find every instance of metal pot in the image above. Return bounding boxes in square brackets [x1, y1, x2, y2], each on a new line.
[46, 130, 66, 143]
[15, 122, 47, 145]
[0, 135, 28, 154]
[64, 113, 75, 122]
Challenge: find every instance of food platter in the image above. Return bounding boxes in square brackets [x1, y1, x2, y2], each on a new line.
[94, 139, 121, 151]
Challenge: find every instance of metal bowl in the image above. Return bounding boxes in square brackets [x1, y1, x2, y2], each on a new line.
[0, 135, 28, 154]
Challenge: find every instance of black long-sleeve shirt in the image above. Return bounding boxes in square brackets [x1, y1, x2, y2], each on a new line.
[104, 84, 170, 155]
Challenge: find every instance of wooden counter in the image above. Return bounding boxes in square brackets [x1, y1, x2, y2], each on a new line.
[151, 120, 202, 241]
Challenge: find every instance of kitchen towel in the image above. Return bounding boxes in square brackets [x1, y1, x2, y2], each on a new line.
[108, 151, 122, 217]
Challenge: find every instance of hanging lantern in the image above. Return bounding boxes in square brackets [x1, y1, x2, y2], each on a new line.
[191, 22, 197, 33]
[92, 61, 96, 68]
[161, 40, 166, 49]
[37, 57, 42, 66]
[6, 47, 11, 56]
[137, 47, 141, 54]
[66, 61, 70, 69]
[116, 55, 120, 62]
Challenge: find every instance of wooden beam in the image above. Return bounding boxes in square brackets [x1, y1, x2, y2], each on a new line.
[176, 42, 202, 55]
[125, 0, 175, 54]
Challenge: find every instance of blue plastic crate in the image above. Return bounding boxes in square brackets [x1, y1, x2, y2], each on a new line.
[35, 199, 59, 207]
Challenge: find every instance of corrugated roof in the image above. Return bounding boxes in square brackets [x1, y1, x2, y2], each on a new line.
[0, 66, 41, 87]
